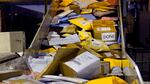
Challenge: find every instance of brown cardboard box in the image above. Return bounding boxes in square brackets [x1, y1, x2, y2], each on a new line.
[60, 51, 101, 79]
[93, 20, 117, 42]
[36, 48, 79, 79]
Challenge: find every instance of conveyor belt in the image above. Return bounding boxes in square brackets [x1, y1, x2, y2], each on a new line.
[28, 0, 144, 83]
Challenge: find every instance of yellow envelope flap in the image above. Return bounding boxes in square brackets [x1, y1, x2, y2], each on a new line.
[61, 25, 76, 34]
[41, 48, 56, 53]
[69, 17, 92, 30]
[81, 38, 110, 52]
[81, 9, 93, 14]
[94, 8, 109, 12]
[109, 43, 121, 50]
[95, 6, 115, 10]
[78, 30, 92, 40]
[60, 0, 73, 6]
[88, 1, 111, 8]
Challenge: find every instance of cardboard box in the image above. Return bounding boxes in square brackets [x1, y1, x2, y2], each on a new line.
[61, 51, 101, 79]
[0, 31, 25, 53]
[36, 48, 79, 79]
[93, 20, 117, 42]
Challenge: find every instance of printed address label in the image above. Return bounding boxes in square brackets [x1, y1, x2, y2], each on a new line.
[101, 32, 116, 41]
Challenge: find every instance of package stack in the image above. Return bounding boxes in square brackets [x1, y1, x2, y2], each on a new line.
[1, 0, 138, 84]
[25, 0, 136, 84]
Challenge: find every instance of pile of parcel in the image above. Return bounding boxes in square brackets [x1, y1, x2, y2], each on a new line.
[24, 0, 137, 84]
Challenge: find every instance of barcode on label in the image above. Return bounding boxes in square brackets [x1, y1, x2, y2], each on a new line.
[64, 51, 100, 73]
[101, 32, 116, 41]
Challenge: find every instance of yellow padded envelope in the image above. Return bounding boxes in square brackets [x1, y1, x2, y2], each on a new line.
[88, 1, 111, 9]
[104, 58, 121, 69]
[86, 76, 128, 84]
[122, 59, 130, 68]
[78, 30, 92, 40]
[69, 17, 92, 30]
[60, 0, 73, 6]
[81, 9, 93, 14]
